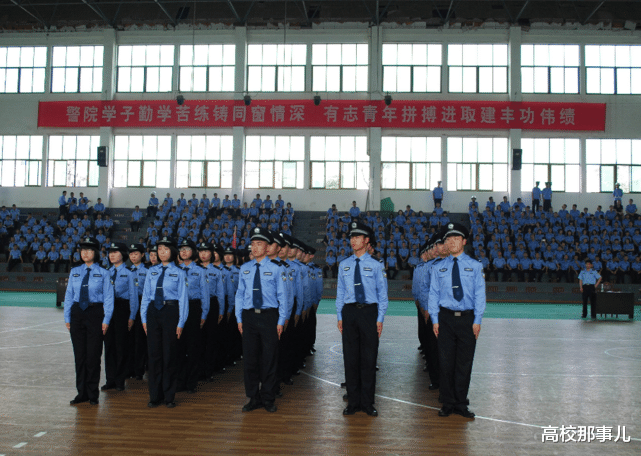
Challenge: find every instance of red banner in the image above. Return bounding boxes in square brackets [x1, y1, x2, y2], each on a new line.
[38, 100, 606, 131]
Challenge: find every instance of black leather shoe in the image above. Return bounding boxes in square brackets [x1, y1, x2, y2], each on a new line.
[453, 408, 475, 418]
[423, 366, 429, 372]
[100, 383, 115, 391]
[376, 366, 379, 371]
[135, 376, 143, 380]
[147, 401, 161, 408]
[115, 386, 125, 392]
[276, 390, 283, 398]
[362, 405, 378, 417]
[70, 398, 88, 405]
[187, 389, 196, 394]
[340, 382, 346, 388]
[293, 370, 301, 376]
[242, 400, 263, 412]
[283, 378, 294, 385]
[438, 407, 453, 417]
[343, 406, 359, 415]
[166, 402, 176, 408]
[264, 403, 277, 413]
[89, 400, 99, 405]
[429, 383, 440, 390]
[343, 394, 348, 401]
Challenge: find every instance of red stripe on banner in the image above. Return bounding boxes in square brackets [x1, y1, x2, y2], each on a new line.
[38, 100, 606, 131]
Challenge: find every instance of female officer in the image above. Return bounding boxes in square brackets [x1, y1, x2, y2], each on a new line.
[176, 239, 209, 393]
[147, 244, 159, 267]
[141, 236, 188, 408]
[64, 237, 114, 406]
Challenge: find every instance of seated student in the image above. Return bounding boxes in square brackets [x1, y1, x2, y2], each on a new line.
[531, 252, 546, 282]
[605, 257, 620, 283]
[33, 245, 48, 272]
[103, 214, 114, 236]
[386, 249, 399, 279]
[477, 250, 490, 275]
[59, 243, 72, 273]
[618, 254, 631, 284]
[323, 250, 337, 278]
[626, 199, 638, 218]
[631, 256, 641, 283]
[434, 202, 444, 216]
[398, 241, 410, 269]
[545, 258, 559, 282]
[505, 252, 520, 282]
[407, 249, 420, 279]
[558, 254, 572, 283]
[46, 246, 60, 273]
[519, 252, 533, 282]
[439, 211, 450, 227]
[492, 251, 507, 282]
[569, 255, 583, 282]
[7, 243, 23, 271]
[592, 255, 603, 275]
[428, 211, 440, 228]
[336, 248, 348, 265]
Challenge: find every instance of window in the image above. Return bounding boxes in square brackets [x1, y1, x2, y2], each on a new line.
[520, 138, 580, 192]
[51, 45, 103, 93]
[585, 45, 641, 94]
[312, 44, 368, 92]
[586, 139, 641, 193]
[176, 135, 233, 188]
[247, 44, 305, 92]
[310, 136, 369, 190]
[381, 137, 441, 189]
[382, 44, 442, 92]
[447, 137, 508, 191]
[47, 136, 99, 187]
[117, 45, 174, 92]
[113, 136, 171, 187]
[244, 136, 304, 189]
[448, 44, 507, 93]
[0, 136, 42, 187]
[521, 44, 579, 94]
[0, 46, 46, 93]
[179, 45, 235, 92]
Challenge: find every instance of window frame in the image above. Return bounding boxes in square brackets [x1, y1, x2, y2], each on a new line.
[310, 135, 369, 190]
[113, 135, 172, 188]
[520, 44, 580, 94]
[116, 44, 175, 93]
[380, 136, 442, 190]
[178, 44, 236, 92]
[51, 45, 104, 93]
[446, 137, 509, 191]
[447, 43, 508, 94]
[381, 43, 442, 93]
[244, 135, 305, 189]
[175, 135, 233, 188]
[247, 44, 306, 92]
[311, 43, 369, 92]
[0, 135, 43, 187]
[0, 46, 47, 93]
[46, 135, 99, 187]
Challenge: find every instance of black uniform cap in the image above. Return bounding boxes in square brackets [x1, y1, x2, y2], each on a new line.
[349, 221, 370, 237]
[250, 227, 273, 244]
[78, 236, 100, 250]
[442, 222, 470, 240]
[157, 236, 177, 247]
[129, 243, 146, 253]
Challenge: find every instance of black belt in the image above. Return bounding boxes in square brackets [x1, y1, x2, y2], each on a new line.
[188, 299, 201, 305]
[161, 300, 178, 306]
[346, 302, 376, 309]
[440, 307, 473, 317]
[73, 301, 102, 307]
[115, 298, 129, 304]
[243, 307, 278, 314]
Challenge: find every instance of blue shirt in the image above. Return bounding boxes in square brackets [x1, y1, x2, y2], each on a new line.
[182, 262, 210, 320]
[140, 263, 189, 328]
[234, 257, 288, 326]
[428, 253, 486, 325]
[613, 188, 623, 201]
[63, 263, 114, 325]
[109, 263, 139, 320]
[205, 264, 227, 316]
[130, 264, 148, 298]
[433, 187, 444, 199]
[335, 252, 389, 323]
[286, 259, 305, 317]
[578, 269, 601, 285]
[532, 186, 541, 199]
[542, 187, 552, 200]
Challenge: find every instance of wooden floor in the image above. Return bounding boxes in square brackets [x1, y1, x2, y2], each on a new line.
[0, 307, 640, 456]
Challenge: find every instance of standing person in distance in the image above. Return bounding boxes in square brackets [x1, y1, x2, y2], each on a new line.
[531, 181, 541, 214]
[433, 181, 444, 209]
[236, 228, 288, 413]
[336, 222, 389, 417]
[428, 223, 486, 419]
[542, 182, 553, 212]
[140, 236, 188, 408]
[578, 259, 602, 319]
[64, 237, 114, 406]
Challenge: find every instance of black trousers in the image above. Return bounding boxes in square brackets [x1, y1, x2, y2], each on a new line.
[178, 300, 203, 390]
[146, 303, 179, 404]
[532, 198, 540, 213]
[582, 284, 597, 318]
[434, 198, 442, 207]
[241, 308, 280, 404]
[417, 304, 427, 352]
[424, 314, 440, 386]
[342, 303, 378, 409]
[133, 296, 148, 377]
[277, 299, 298, 382]
[438, 308, 477, 412]
[69, 303, 104, 402]
[543, 199, 551, 212]
[202, 297, 222, 377]
[104, 298, 130, 388]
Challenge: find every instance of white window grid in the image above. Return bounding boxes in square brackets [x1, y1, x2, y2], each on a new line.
[310, 136, 369, 190]
[245, 135, 304, 189]
[0, 46, 46, 93]
[521, 44, 579, 94]
[176, 135, 233, 188]
[381, 137, 441, 189]
[247, 44, 306, 92]
[51, 45, 104, 93]
[312, 44, 368, 92]
[117, 45, 174, 93]
[585, 45, 641, 94]
[0, 136, 43, 187]
[586, 139, 641, 193]
[179, 45, 235, 92]
[47, 135, 99, 187]
[382, 44, 442, 93]
[113, 135, 171, 187]
[447, 44, 508, 93]
[446, 137, 508, 191]
[520, 138, 580, 192]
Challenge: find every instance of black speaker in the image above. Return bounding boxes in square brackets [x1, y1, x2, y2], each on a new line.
[512, 148, 522, 171]
[97, 146, 108, 167]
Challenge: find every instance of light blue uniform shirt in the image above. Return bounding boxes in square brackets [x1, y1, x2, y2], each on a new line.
[205, 264, 226, 316]
[295, 259, 312, 312]
[428, 253, 486, 325]
[63, 263, 114, 325]
[419, 258, 443, 312]
[335, 252, 389, 323]
[140, 263, 189, 328]
[234, 257, 288, 326]
[286, 258, 305, 317]
[182, 262, 210, 320]
[433, 187, 444, 199]
[109, 263, 139, 320]
[577, 270, 600, 285]
[130, 264, 148, 297]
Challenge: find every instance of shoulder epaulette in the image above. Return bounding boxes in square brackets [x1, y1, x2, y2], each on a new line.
[270, 259, 281, 265]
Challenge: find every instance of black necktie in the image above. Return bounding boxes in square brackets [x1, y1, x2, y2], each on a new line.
[253, 263, 263, 308]
[354, 258, 365, 303]
[452, 257, 464, 302]
[79, 268, 90, 310]
[154, 266, 167, 310]
[111, 268, 117, 285]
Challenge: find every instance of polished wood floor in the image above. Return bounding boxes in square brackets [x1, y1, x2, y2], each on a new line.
[0, 306, 640, 456]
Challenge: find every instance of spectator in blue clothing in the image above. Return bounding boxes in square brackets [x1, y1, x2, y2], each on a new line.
[349, 201, 360, 220]
[432, 181, 443, 208]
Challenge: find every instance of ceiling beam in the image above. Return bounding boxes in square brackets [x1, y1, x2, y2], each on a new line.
[515, 0, 529, 22]
[443, 0, 456, 24]
[583, 0, 606, 24]
[154, 0, 177, 27]
[8, 0, 48, 28]
[501, 0, 514, 23]
[81, 0, 114, 27]
[241, 1, 256, 25]
[225, 0, 243, 23]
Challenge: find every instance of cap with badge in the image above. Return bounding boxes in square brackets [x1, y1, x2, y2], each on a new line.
[178, 239, 197, 250]
[197, 241, 213, 251]
[157, 236, 177, 247]
[348, 221, 370, 237]
[108, 242, 129, 255]
[250, 227, 273, 243]
[129, 243, 146, 253]
[79, 236, 100, 249]
[223, 246, 236, 256]
[150, 244, 158, 253]
[442, 222, 470, 240]
[268, 230, 286, 247]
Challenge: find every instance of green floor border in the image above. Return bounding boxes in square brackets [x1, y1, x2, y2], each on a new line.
[1, 292, 639, 321]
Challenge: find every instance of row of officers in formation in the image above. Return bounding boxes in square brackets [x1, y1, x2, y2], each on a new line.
[63, 230, 322, 411]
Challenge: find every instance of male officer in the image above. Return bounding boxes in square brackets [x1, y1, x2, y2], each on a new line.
[236, 228, 287, 413]
[429, 223, 485, 419]
[336, 222, 388, 417]
[433, 181, 444, 208]
[578, 259, 602, 319]
[542, 182, 553, 212]
[532, 181, 541, 214]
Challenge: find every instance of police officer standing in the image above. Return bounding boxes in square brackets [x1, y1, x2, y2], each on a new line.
[429, 223, 485, 419]
[532, 181, 541, 214]
[578, 259, 602, 319]
[236, 228, 288, 413]
[64, 237, 114, 405]
[336, 222, 388, 417]
[102, 242, 137, 392]
[141, 236, 188, 408]
[542, 182, 553, 212]
[128, 243, 148, 380]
